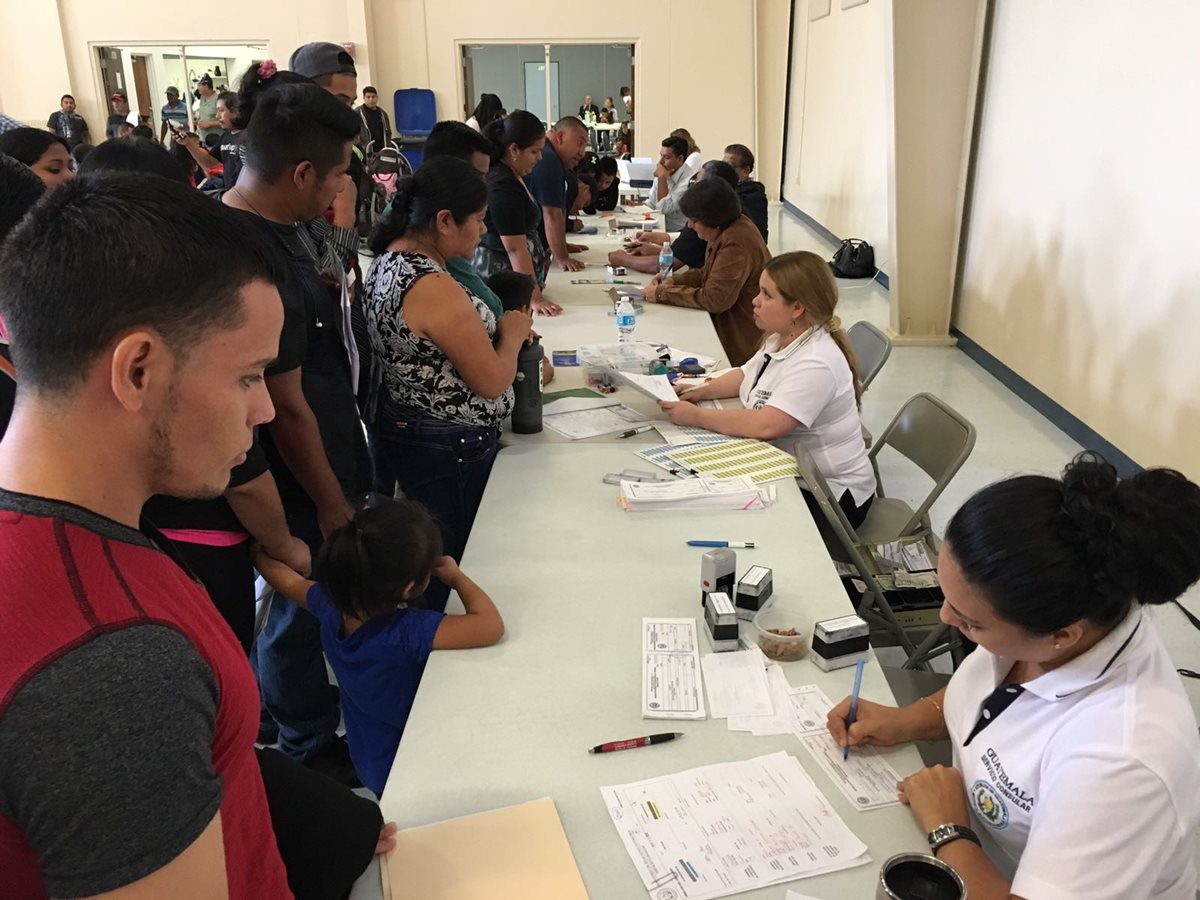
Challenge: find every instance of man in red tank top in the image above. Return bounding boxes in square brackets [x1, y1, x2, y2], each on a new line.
[0, 174, 393, 898]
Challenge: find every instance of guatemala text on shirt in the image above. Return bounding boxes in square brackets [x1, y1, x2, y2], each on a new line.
[943, 608, 1200, 900]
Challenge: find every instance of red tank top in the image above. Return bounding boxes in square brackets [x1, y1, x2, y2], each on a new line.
[0, 499, 291, 898]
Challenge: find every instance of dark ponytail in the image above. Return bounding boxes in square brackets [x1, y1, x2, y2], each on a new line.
[483, 109, 545, 163]
[367, 155, 487, 254]
[316, 496, 444, 620]
[470, 92, 504, 128]
[946, 452, 1200, 634]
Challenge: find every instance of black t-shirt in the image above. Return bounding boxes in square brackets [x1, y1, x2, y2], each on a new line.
[671, 224, 708, 270]
[594, 178, 619, 212]
[142, 436, 269, 532]
[360, 106, 385, 149]
[218, 131, 244, 185]
[484, 164, 540, 239]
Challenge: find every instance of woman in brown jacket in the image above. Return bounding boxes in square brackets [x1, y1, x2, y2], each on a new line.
[644, 177, 770, 366]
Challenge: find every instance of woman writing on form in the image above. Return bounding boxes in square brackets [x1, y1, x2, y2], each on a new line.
[827, 455, 1200, 899]
[659, 250, 875, 526]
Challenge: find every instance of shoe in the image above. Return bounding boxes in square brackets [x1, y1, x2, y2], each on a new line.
[302, 735, 362, 788]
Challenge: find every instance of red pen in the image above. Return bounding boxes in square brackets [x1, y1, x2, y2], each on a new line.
[589, 732, 684, 754]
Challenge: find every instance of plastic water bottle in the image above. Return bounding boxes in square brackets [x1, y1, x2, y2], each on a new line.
[658, 240, 674, 279]
[615, 296, 637, 343]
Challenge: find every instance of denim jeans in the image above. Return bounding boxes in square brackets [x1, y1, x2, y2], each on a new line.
[374, 404, 500, 611]
[252, 503, 341, 761]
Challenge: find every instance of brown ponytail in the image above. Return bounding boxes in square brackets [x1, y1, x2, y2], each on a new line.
[763, 251, 864, 408]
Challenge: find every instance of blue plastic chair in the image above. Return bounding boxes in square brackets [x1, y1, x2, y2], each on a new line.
[392, 89, 435, 172]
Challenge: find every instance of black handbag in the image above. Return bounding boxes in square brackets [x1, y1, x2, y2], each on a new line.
[829, 239, 876, 279]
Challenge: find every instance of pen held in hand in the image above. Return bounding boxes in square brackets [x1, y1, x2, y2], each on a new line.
[844, 657, 866, 761]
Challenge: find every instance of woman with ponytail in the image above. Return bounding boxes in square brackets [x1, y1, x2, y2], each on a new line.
[255, 496, 504, 795]
[474, 110, 561, 315]
[364, 156, 532, 609]
[660, 249, 875, 526]
[827, 453, 1200, 899]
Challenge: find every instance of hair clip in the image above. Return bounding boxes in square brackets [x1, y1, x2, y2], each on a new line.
[258, 59, 278, 79]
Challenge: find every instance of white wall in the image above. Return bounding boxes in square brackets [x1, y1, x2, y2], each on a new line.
[955, 0, 1200, 477]
[781, 0, 891, 267]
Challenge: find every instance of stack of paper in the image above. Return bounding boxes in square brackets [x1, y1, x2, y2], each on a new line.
[642, 618, 706, 720]
[602, 751, 870, 899]
[614, 370, 678, 402]
[701, 645, 773, 718]
[543, 399, 648, 440]
[727, 671, 835, 737]
[618, 476, 775, 512]
[652, 420, 734, 446]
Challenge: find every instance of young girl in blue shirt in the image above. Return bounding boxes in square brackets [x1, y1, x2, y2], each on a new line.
[255, 497, 504, 795]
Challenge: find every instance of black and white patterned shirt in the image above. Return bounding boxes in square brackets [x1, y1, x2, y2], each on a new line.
[365, 251, 514, 428]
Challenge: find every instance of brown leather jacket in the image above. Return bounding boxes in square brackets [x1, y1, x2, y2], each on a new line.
[654, 215, 770, 366]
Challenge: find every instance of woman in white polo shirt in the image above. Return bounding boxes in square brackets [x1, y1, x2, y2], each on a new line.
[659, 250, 876, 525]
[827, 454, 1200, 899]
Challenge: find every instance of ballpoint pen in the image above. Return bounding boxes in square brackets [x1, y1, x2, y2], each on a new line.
[589, 733, 683, 754]
[617, 425, 654, 439]
[844, 657, 866, 761]
[686, 540, 756, 549]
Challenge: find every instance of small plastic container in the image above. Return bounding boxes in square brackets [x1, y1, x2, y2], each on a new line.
[751, 606, 809, 661]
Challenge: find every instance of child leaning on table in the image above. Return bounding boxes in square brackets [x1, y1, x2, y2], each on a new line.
[255, 496, 504, 795]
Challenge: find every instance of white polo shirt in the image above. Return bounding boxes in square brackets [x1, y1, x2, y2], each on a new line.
[739, 328, 876, 505]
[944, 608, 1200, 899]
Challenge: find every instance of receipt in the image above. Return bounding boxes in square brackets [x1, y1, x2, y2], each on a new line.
[796, 732, 903, 810]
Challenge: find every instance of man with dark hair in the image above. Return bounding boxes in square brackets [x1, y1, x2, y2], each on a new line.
[424, 119, 491, 174]
[0, 173, 392, 899]
[194, 74, 221, 142]
[594, 155, 620, 211]
[723, 142, 769, 241]
[159, 85, 189, 144]
[649, 135, 692, 231]
[527, 115, 590, 272]
[0, 154, 44, 436]
[224, 82, 369, 784]
[357, 85, 392, 149]
[105, 91, 138, 139]
[46, 94, 89, 150]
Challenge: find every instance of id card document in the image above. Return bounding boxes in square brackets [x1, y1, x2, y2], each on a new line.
[796, 732, 905, 810]
[642, 618, 706, 720]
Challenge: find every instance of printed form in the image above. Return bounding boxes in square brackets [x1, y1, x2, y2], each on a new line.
[642, 618, 707, 720]
[601, 751, 869, 899]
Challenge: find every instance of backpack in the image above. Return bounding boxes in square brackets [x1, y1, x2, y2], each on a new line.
[829, 239, 876, 280]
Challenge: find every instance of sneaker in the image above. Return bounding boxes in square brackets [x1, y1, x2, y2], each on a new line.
[303, 735, 362, 788]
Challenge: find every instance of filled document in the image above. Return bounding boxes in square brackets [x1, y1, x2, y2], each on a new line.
[796, 732, 906, 810]
[601, 750, 870, 899]
[701, 645, 773, 718]
[642, 618, 707, 720]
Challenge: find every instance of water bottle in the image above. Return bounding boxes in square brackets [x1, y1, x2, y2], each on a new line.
[511, 337, 545, 434]
[658, 240, 674, 279]
[615, 296, 637, 343]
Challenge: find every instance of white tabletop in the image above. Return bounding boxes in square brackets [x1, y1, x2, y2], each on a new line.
[375, 442, 927, 898]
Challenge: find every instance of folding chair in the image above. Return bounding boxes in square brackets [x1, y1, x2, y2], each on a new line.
[846, 321, 892, 489]
[795, 392, 976, 669]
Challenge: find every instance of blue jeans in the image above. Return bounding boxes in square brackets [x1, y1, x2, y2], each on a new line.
[253, 504, 341, 761]
[374, 405, 500, 611]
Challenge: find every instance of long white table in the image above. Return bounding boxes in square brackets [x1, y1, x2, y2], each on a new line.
[352, 218, 928, 899]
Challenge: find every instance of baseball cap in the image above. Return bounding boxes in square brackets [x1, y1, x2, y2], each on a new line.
[165, 86, 180, 96]
[197, 74, 213, 87]
[289, 42, 357, 79]
[110, 91, 127, 101]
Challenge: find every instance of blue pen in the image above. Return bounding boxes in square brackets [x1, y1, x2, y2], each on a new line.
[686, 540, 755, 549]
[844, 658, 866, 761]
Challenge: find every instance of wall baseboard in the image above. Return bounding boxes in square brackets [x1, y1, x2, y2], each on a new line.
[781, 199, 890, 290]
[951, 328, 1142, 477]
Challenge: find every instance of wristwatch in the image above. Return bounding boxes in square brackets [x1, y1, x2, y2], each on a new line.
[927, 823, 981, 855]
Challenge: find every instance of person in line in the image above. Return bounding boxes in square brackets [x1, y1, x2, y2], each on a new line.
[69, 142, 92, 170]
[609, 159, 739, 274]
[0, 154, 44, 436]
[46, 94, 89, 150]
[105, 91, 138, 139]
[365, 157, 533, 610]
[594, 155, 620, 211]
[291, 42, 359, 106]
[660, 250, 874, 525]
[358, 85, 393, 150]
[647, 135, 693, 232]
[193, 74, 222, 142]
[578, 94, 600, 119]
[77, 135, 190, 183]
[0, 172, 392, 900]
[0, 127, 73, 188]
[130, 124, 156, 141]
[527, 116, 590, 273]
[223, 83, 367, 784]
[615, 121, 632, 158]
[647, 177, 770, 367]
[723, 142, 769, 241]
[115, 120, 134, 139]
[159, 85, 189, 144]
[671, 127, 704, 172]
[829, 454, 1200, 898]
[177, 90, 241, 184]
[475, 110, 560, 315]
[466, 92, 503, 132]
[256, 497, 504, 796]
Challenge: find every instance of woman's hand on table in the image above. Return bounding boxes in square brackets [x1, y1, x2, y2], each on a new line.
[658, 400, 703, 425]
[531, 296, 562, 316]
[897, 765, 971, 832]
[826, 696, 911, 750]
[556, 255, 585, 272]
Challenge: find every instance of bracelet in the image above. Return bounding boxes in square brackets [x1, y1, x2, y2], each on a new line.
[921, 695, 943, 716]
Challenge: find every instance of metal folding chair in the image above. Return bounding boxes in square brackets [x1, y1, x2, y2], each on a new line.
[847, 321, 892, 489]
